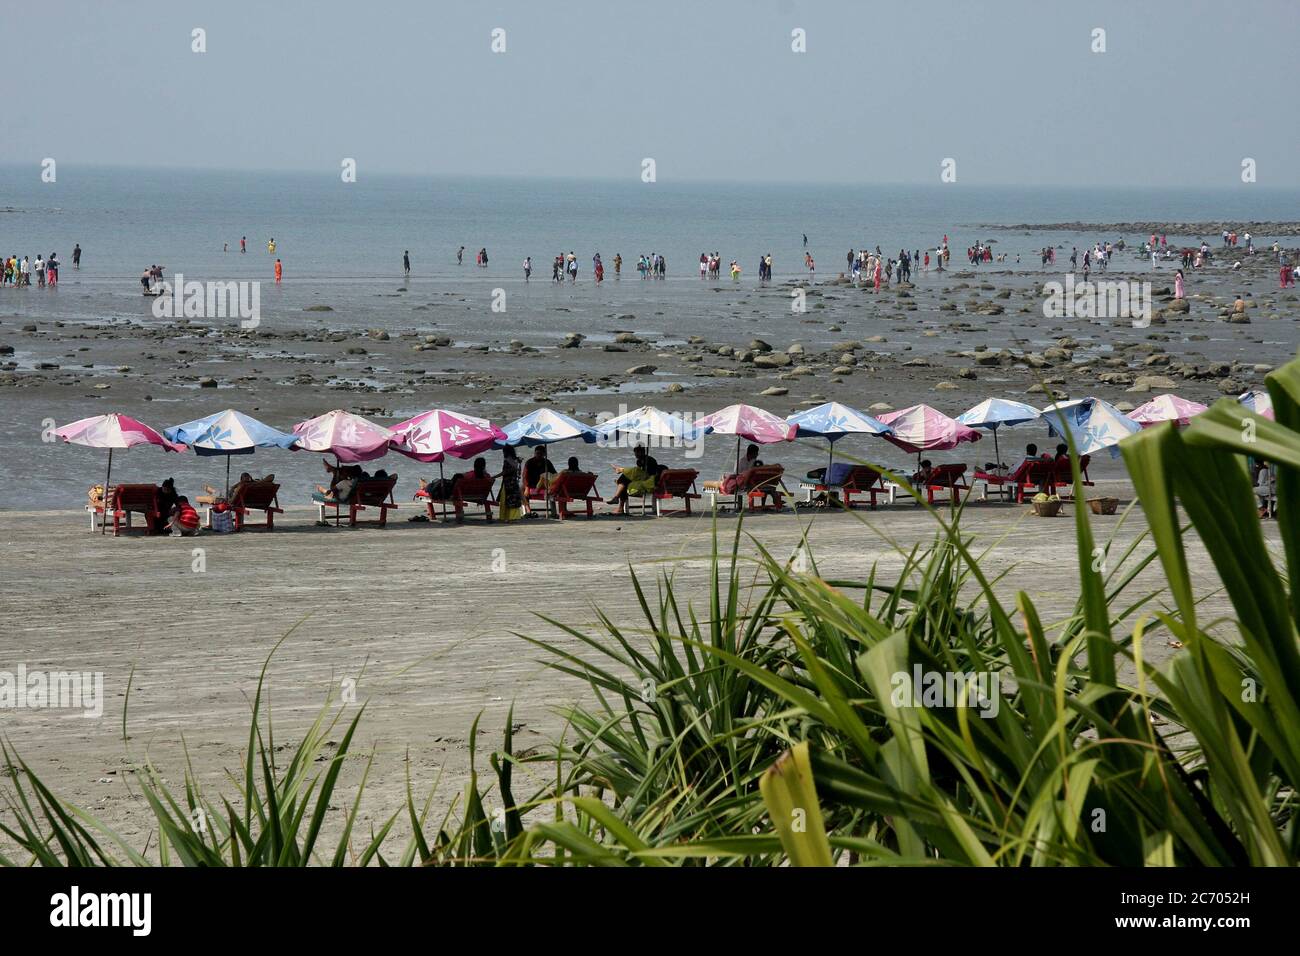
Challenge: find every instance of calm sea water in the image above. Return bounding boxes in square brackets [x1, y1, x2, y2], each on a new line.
[2, 167, 1298, 329]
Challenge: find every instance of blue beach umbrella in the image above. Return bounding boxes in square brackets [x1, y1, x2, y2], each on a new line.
[164, 408, 299, 493]
[786, 402, 893, 473]
[1039, 397, 1140, 459]
[955, 398, 1042, 467]
[594, 405, 709, 444]
[497, 408, 598, 447]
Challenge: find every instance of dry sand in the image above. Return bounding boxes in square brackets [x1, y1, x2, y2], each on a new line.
[0, 495, 1270, 859]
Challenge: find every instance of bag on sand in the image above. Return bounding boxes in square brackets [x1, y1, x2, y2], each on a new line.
[210, 508, 234, 534]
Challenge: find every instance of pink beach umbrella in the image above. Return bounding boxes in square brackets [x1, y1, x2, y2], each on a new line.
[877, 404, 982, 460]
[1129, 394, 1209, 428]
[697, 403, 796, 474]
[53, 413, 185, 534]
[388, 409, 507, 463]
[292, 409, 394, 463]
[389, 409, 507, 521]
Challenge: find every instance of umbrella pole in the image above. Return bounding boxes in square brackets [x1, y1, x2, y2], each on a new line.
[733, 437, 742, 511]
[438, 460, 447, 521]
[101, 448, 113, 535]
[225, 454, 231, 498]
[992, 427, 1001, 470]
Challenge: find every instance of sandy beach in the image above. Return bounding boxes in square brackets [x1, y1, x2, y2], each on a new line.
[0, 494, 1270, 856]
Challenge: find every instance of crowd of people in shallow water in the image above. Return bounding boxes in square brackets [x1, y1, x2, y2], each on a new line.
[1, 246, 77, 287]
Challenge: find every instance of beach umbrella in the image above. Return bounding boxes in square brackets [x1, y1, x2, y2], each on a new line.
[53, 413, 185, 534]
[164, 408, 299, 494]
[1128, 394, 1209, 428]
[594, 405, 709, 444]
[497, 408, 598, 447]
[698, 403, 796, 473]
[495, 409, 597, 517]
[292, 409, 394, 463]
[787, 401, 892, 473]
[389, 409, 508, 520]
[877, 404, 982, 460]
[1238, 388, 1275, 421]
[389, 409, 507, 462]
[955, 398, 1041, 468]
[1039, 397, 1140, 458]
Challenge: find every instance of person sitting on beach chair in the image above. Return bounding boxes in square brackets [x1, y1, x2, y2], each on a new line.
[523, 446, 557, 494]
[196, 472, 271, 506]
[313, 459, 363, 504]
[911, 459, 934, 489]
[606, 445, 659, 516]
[416, 457, 490, 502]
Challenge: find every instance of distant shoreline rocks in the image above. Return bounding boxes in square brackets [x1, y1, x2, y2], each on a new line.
[980, 221, 1300, 236]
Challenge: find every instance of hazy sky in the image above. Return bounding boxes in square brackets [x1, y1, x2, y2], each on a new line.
[8, 0, 1297, 188]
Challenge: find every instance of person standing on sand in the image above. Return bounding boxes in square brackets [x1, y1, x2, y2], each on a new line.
[403, 250, 410, 277]
[1174, 269, 1185, 300]
[73, 244, 81, 268]
[274, 259, 283, 283]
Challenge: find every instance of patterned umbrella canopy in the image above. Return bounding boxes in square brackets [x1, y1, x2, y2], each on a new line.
[164, 408, 299, 456]
[1128, 394, 1209, 428]
[697, 404, 796, 444]
[292, 409, 394, 463]
[389, 409, 507, 462]
[785, 402, 892, 440]
[54, 413, 185, 452]
[1040, 397, 1141, 457]
[497, 408, 598, 447]
[878, 404, 982, 454]
[955, 398, 1041, 431]
[594, 405, 708, 442]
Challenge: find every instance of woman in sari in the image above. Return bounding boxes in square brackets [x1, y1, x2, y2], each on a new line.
[496, 446, 526, 522]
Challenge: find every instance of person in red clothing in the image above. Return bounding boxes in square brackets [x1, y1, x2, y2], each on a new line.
[274, 258, 283, 283]
[169, 496, 201, 536]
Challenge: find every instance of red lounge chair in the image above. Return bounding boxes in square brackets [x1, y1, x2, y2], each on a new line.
[738, 464, 786, 512]
[318, 476, 399, 527]
[635, 468, 700, 516]
[1053, 455, 1094, 497]
[417, 474, 497, 521]
[547, 471, 601, 519]
[806, 464, 890, 509]
[210, 480, 282, 531]
[976, 458, 1064, 503]
[111, 484, 161, 536]
[920, 464, 969, 505]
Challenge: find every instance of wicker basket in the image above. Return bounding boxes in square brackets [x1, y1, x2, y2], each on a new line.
[1031, 499, 1063, 517]
[1087, 497, 1120, 515]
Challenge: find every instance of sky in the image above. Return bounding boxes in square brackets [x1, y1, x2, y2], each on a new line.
[6, 0, 1298, 188]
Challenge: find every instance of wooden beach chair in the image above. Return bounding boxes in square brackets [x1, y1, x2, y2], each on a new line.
[739, 464, 787, 512]
[922, 464, 970, 505]
[1052, 455, 1094, 498]
[835, 465, 891, 509]
[548, 471, 601, 519]
[111, 484, 161, 537]
[632, 468, 700, 516]
[229, 480, 282, 531]
[318, 476, 399, 527]
[418, 475, 497, 522]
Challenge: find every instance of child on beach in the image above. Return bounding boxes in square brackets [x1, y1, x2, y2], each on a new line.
[169, 496, 201, 536]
